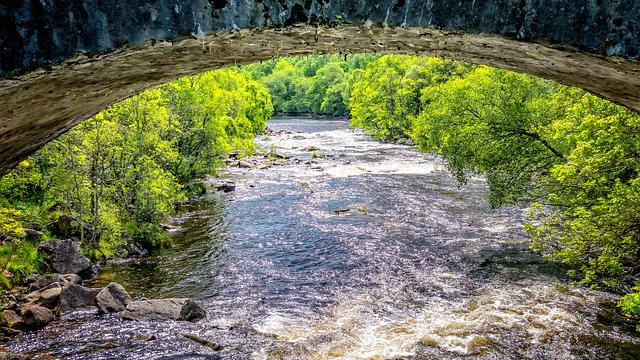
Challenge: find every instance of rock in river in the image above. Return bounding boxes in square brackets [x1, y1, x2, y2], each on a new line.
[95, 282, 132, 313]
[180, 299, 207, 322]
[122, 298, 206, 322]
[38, 239, 92, 275]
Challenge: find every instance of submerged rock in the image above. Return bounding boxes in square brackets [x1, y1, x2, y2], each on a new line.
[59, 284, 100, 313]
[38, 239, 92, 275]
[22, 305, 53, 329]
[122, 298, 187, 321]
[122, 298, 205, 321]
[95, 283, 132, 313]
[0, 350, 29, 360]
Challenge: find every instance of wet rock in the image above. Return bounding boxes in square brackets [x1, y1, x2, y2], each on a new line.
[183, 333, 223, 350]
[59, 284, 100, 313]
[39, 239, 93, 275]
[122, 298, 188, 321]
[180, 300, 206, 322]
[133, 332, 157, 342]
[238, 160, 253, 168]
[161, 224, 182, 232]
[22, 305, 53, 329]
[80, 264, 101, 279]
[216, 182, 236, 193]
[95, 282, 132, 313]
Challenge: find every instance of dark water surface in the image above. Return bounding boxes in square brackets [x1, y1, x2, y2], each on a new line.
[4, 118, 640, 359]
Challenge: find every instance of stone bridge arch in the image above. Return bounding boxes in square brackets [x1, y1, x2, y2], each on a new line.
[1, 0, 639, 173]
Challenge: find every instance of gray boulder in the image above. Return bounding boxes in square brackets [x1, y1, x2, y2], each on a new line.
[95, 283, 132, 313]
[122, 298, 188, 321]
[38, 239, 92, 275]
[51, 273, 83, 288]
[22, 305, 53, 329]
[59, 284, 100, 313]
[24, 284, 62, 310]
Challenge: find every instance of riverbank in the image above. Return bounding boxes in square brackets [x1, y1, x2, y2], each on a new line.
[4, 117, 636, 359]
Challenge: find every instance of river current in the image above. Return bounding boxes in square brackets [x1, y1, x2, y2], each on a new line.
[5, 118, 640, 359]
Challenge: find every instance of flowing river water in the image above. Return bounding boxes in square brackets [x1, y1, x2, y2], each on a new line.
[5, 118, 640, 359]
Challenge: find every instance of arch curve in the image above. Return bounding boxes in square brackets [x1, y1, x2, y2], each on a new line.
[1, 1, 639, 173]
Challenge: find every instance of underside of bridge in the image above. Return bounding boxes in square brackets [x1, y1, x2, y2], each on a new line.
[0, 0, 639, 174]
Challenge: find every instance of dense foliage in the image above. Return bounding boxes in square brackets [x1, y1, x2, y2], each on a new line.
[0, 69, 272, 285]
[241, 54, 379, 116]
[351, 56, 472, 141]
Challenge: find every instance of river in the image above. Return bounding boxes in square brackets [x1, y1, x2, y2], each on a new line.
[5, 118, 640, 359]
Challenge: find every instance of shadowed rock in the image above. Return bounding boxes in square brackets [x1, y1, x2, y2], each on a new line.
[38, 239, 93, 275]
[59, 284, 101, 314]
[22, 305, 53, 329]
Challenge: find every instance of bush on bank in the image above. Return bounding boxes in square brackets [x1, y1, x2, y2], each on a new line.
[0, 69, 272, 290]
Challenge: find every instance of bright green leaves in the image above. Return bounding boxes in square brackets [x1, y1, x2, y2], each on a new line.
[619, 286, 640, 331]
[0, 207, 24, 240]
[163, 70, 272, 182]
[0, 68, 272, 257]
[414, 66, 573, 207]
[351, 55, 471, 142]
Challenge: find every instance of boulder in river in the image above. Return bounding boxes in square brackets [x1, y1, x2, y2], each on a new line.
[38, 239, 93, 275]
[122, 298, 187, 321]
[122, 298, 205, 321]
[59, 284, 100, 314]
[95, 282, 132, 313]
[180, 300, 207, 322]
[21, 305, 53, 329]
